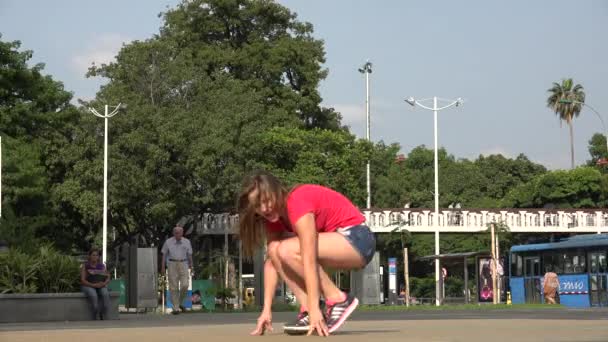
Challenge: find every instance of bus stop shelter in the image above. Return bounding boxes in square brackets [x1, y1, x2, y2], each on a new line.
[418, 251, 491, 304]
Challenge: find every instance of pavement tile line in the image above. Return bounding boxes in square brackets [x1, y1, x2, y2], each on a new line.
[2, 320, 608, 342]
[2, 309, 608, 342]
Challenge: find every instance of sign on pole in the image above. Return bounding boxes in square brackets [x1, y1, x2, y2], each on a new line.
[388, 257, 397, 305]
[404, 248, 410, 307]
[478, 257, 494, 303]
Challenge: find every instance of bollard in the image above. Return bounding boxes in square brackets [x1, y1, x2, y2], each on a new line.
[507, 291, 512, 305]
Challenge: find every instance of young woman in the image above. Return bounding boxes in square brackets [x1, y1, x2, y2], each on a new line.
[238, 170, 376, 336]
[80, 247, 111, 320]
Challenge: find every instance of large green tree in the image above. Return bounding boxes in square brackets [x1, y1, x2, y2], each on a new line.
[546, 78, 586, 169]
[0, 35, 81, 251]
[88, 0, 341, 130]
[253, 126, 372, 206]
[372, 146, 546, 209]
[59, 0, 346, 249]
[503, 167, 608, 208]
[371, 145, 548, 278]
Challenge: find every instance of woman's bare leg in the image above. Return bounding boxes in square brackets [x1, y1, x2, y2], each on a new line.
[267, 240, 309, 308]
[275, 232, 365, 304]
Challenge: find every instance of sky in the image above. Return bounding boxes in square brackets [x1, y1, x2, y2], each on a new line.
[1, 0, 607, 170]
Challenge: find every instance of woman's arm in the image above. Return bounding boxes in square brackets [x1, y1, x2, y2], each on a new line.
[261, 230, 283, 313]
[262, 258, 278, 312]
[293, 213, 321, 315]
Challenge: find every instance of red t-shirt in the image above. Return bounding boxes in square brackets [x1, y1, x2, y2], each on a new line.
[266, 184, 365, 234]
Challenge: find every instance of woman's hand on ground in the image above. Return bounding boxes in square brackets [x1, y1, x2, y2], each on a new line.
[307, 308, 329, 337]
[250, 310, 273, 336]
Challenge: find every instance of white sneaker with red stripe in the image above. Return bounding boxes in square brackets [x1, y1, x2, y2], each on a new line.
[283, 311, 310, 335]
[325, 293, 359, 334]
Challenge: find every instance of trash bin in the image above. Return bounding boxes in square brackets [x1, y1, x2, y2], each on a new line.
[108, 279, 126, 306]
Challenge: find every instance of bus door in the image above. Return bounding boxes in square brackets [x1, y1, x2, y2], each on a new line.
[588, 250, 608, 307]
[523, 255, 541, 304]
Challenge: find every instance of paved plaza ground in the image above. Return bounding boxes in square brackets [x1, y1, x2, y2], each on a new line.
[2, 308, 608, 342]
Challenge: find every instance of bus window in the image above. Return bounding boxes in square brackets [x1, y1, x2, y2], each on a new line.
[553, 251, 564, 273]
[511, 253, 523, 276]
[561, 250, 587, 274]
[573, 253, 586, 273]
[542, 251, 564, 274]
[543, 252, 554, 273]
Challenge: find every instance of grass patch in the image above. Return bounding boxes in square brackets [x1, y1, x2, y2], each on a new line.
[181, 303, 298, 314]
[178, 303, 563, 314]
[357, 303, 564, 311]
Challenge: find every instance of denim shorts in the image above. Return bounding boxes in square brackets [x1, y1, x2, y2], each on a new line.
[337, 224, 376, 266]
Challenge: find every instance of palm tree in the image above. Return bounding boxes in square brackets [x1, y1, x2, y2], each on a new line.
[546, 78, 586, 169]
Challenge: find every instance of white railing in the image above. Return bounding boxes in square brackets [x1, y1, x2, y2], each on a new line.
[195, 209, 608, 235]
[197, 212, 239, 234]
[363, 209, 608, 233]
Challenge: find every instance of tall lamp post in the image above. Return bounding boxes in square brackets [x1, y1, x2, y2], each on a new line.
[559, 99, 607, 153]
[560, 99, 606, 233]
[88, 103, 124, 265]
[405, 96, 463, 306]
[358, 60, 372, 209]
[0, 135, 2, 218]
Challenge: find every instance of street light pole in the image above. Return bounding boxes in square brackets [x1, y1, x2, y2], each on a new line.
[0, 135, 2, 219]
[433, 97, 439, 238]
[405, 96, 463, 306]
[0, 135, 2, 218]
[359, 61, 373, 209]
[88, 103, 123, 265]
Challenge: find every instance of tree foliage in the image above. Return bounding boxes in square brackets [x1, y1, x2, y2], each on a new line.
[253, 126, 371, 206]
[2, 2, 608, 285]
[53, 0, 346, 250]
[503, 167, 608, 208]
[0, 34, 82, 252]
[372, 146, 546, 209]
[587, 133, 608, 172]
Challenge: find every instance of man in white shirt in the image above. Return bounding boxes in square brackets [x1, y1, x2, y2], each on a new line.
[161, 226, 193, 314]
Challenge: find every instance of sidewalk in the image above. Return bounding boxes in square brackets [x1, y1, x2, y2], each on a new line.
[3, 318, 608, 342]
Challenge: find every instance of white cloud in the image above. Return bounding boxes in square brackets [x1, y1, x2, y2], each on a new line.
[331, 104, 366, 124]
[537, 154, 572, 171]
[477, 148, 572, 170]
[328, 103, 367, 138]
[71, 33, 131, 77]
[328, 101, 396, 140]
[478, 147, 513, 158]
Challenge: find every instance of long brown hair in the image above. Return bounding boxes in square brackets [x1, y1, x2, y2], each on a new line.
[237, 170, 289, 258]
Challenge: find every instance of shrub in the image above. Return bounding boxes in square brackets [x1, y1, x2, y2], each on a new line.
[410, 277, 435, 298]
[0, 246, 80, 294]
[445, 277, 465, 297]
[0, 248, 39, 293]
[408, 276, 470, 299]
[37, 245, 80, 293]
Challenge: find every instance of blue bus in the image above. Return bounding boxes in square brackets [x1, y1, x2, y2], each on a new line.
[509, 234, 608, 307]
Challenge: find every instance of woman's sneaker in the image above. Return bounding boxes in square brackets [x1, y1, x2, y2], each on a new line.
[283, 311, 310, 335]
[325, 293, 359, 334]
